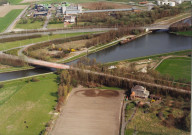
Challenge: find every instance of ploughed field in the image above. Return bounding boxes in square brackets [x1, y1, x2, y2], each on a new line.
[51, 88, 124, 135]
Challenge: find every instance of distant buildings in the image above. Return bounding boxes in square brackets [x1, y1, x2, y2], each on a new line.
[157, 0, 183, 6]
[56, 3, 82, 15]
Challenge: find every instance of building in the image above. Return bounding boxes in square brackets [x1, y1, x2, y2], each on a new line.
[131, 85, 150, 99]
[34, 12, 47, 17]
[157, 0, 177, 6]
[64, 15, 76, 23]
[62, 4, 82, 15]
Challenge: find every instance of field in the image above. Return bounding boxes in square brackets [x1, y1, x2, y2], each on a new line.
[0, 5, 26, 17]
[0, 9, 23, 32]
[0, 32, 91, 51]
[51, 87, 124, 135]
[0, 73, 58, 135]
[156, 57, 191, 82]
[15, 21, 43, 29]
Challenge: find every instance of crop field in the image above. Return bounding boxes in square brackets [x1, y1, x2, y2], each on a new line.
[0, 73, 58, 135]
[156, 57, 191, 82]
[0, 9, 22, 32]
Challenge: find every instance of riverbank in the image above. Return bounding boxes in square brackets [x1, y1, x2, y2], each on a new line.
[170, 31, 192, 37]
[60, 31, 152, 64]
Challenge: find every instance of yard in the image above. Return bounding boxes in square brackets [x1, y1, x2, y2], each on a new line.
[125, 97, 190, 135]
[156, 57, 191, 82]
[0, 9, 23, 32]
[0, 73, 58, 135]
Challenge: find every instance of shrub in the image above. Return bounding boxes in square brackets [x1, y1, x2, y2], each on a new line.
[0, 84, 4, 88]
[31, 77, 40, 82]
[71, 79, 78, 87]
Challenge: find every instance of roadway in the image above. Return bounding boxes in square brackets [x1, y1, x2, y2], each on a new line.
[0, 28, 116, 39]
[4, 6, 29, 33]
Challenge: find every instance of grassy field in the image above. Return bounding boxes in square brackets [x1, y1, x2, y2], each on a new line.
[156, 57, 191, 82]
[0, 73, 58, 135]
[174, 31, 192, 37]
[15, 21, 43, 29]
[0, 9, 23, 32]
[8, 0, 23, 4]
[0, 32, 92, 51]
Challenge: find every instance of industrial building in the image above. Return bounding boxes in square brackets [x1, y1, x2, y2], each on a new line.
[157, 0, 183, 6]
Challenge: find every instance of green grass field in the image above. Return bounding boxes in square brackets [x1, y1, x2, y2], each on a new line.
[0, 9, 23, 33]
[15, 21, 43, 29]
[8, 0, 23, 4]
[0, 32, 92, 51]
[175, 31, 192, 37]
[156, 57, 191, 82]
[0, 73, 58, 135]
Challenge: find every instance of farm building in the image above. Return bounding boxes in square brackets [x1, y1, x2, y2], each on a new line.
[131, 85, 150, 99]
[64, 15, 76, 23]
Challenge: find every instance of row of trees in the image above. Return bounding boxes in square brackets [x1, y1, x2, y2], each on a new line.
[71, 57, 191, 92]
[0, 34, 41, 43]
[85, 28, 143, 48]
[169, 20, 192, 32]
[77, 5, 184, 27]
[0, 54, 26, 67]
[56, 70, 78, 112]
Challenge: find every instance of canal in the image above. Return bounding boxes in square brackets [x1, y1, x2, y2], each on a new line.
[0, 31, 191, 81]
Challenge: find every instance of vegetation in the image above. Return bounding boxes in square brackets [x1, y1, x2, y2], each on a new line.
[0, 54, 26, 67]
[15, 18, 44, 29]
[125, 97, 190, 135]
[0, 35, 42, 43]
[0, 9, 23, 32]
[0, 73, 58, 135]
[76, 5, 183, 27]
[0, 32, 91, 51]
[156, 57, 191, 83]
[55, 70, 74, 112]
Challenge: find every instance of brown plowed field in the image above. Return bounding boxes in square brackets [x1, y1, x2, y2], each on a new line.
[51, 87, 125, 135]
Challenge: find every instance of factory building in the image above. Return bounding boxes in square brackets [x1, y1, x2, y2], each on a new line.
[157, 0, 183, 6]
[62, 4, 82, 15]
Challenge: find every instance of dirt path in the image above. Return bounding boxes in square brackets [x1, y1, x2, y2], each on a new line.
[50, 87, 125, 135]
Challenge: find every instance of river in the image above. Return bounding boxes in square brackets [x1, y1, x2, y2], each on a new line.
[0, 31, 191, 82]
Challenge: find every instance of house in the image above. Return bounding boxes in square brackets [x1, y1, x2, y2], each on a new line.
[131, 85, 149, 99]
[64, 15, 76, 23]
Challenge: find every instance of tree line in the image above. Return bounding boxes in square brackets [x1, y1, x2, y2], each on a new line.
[85, 28, 143, 48]
[77, 5, 184, 27]
[0, 54, 26, 67]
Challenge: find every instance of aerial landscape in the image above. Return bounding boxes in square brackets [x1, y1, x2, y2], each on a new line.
[0, 0, 191, 134]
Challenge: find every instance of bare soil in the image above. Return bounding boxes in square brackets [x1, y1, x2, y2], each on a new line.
[0, 5, 26, 17]
[51, 87, 125, 135]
